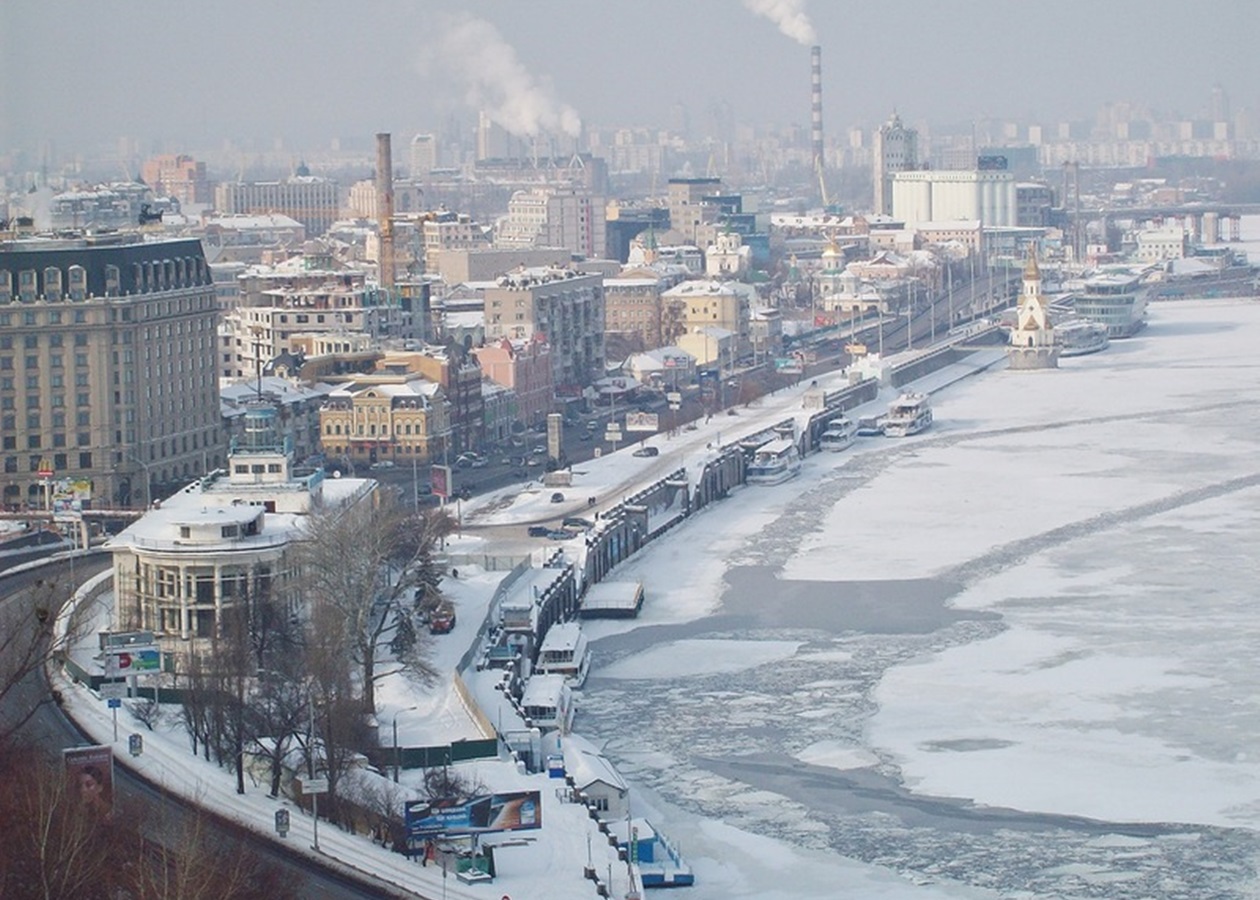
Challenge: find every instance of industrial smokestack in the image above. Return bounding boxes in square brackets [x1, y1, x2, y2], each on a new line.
[375, 132, 396, 291]
[810, 45, 824, 178]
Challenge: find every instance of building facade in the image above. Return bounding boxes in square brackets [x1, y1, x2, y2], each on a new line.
[472, 338, 554, 428]
[109, 406, 375, 665]
[319, 375, 450, 466]
[873, 113, 919, 216]
[0, 234, 222, 510]
[891, 169, 1017, 227]
[214, 175, 340, 236]
[140, 154, 212, 206]
[481, 267, 604, 392]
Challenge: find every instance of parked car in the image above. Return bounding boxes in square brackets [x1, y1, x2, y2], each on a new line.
[550, 492, 565, 503]
[562, 516, 594, 530]
[532, 445, 547, 456]
[632, 446, 660, 457]
[369, 460, 395, 469]
[527, 525, 551, 537]
[470, 457, 488, 468]
[546, 529, 578, 540]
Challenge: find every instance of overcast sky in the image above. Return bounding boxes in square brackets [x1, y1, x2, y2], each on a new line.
[3, 0, 1258, 159]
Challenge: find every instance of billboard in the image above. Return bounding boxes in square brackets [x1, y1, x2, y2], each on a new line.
[104, 647, 160, 676]
[64, 745, 114, 819]
[624, 412, 658, 433]
[430, 464, 451, 499]
[406, 790, 541, 838]
[547, 412, 563, 460]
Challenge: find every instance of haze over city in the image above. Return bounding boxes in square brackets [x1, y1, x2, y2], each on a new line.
[4, 0, 1259, 158]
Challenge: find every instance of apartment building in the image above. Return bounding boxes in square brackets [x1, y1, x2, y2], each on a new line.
[0, 234, 222, 509]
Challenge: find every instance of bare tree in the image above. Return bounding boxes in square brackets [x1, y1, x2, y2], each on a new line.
[0, 574, 83, 746]
[0, 745, 300, 900]
[296, 493, 454, 716]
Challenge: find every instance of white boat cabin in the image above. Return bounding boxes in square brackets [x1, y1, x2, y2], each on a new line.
[745, 437, 802, 485]
[520, 674, 576, 733]
[535, 622, 592, 688]
[819, 416, 857, 451]
[883, 392, 933, 437]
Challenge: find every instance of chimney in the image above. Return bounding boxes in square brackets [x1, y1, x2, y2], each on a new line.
[811, 45, 824, 177]
[375, 132, 395, 290]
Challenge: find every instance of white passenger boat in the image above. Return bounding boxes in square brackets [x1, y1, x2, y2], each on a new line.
[883, 392, 932, 437]
[1055, 318, 1110, 357]
[520, 674, 575, 733]
[819, 416, 857, 452]
[535, 622, 592, 688]
[745, 437, 802, 484]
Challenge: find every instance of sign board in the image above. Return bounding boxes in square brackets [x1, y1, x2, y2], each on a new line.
[430, 464, 452, 500]
[100, 681, 127, 700]
[845, 342, 868, 356]
[625, 412, 658, 433]
[128, 733, 143, 757]
[406, 790, 542, 838]
[275, 809, 290, 837]
[105, 647, 160, 677]
[38, 457, 54, 479]
[107, 698, 122, 709]
[301, 777, 329, 794]
[547, 413, 563, 461]
[64, 744, 114, 818]
[665, 392, 682, 405]
[604, 429, 622, 444]
[100, 631, 156, 651]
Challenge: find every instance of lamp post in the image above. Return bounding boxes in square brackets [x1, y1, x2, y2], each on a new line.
[127, 451, 153, 508]
[393, 706, 418, 783]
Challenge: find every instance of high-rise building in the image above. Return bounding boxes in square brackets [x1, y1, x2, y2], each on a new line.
[873, 113, 919, 215]
[499, 187, 607, 259]
[410, 133, 439, 178]
[0, 234, 223, 510]
[140, 154, 211, 205]
[481, 267, 604, 391]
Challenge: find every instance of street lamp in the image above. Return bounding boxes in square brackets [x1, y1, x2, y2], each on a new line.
[392, 706, 418, 783]
[126, 451, 153, 508]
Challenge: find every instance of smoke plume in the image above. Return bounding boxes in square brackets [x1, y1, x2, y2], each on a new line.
[419, 13, 581, 138]
[743, 0, 817, 46]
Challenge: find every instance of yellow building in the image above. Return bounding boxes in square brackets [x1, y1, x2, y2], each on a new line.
[319, 376, 450, 465]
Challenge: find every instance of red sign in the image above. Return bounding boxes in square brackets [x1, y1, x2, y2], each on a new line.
[430, 465, 451, 499]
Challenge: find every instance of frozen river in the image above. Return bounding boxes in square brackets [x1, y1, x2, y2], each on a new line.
[577, 298, 1260, 898]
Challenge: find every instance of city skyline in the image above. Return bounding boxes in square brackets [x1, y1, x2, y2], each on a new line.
[3, 0, 1258, 161]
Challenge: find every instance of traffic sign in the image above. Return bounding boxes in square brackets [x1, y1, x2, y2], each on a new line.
[100, 681, 126, 700]
[301, 777, 329, 794]
[107, 698, 122, 709]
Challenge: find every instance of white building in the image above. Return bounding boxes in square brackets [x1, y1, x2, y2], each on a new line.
[108, 406, 376, 667]
[891, 169, 1016, 227]
[704, 230, 751, 279]
[1007, 254, 1059, 370]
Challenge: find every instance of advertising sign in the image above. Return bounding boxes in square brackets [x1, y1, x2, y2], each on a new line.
[547, 413, 563, 461]
[624, 412, 658, 433]
[430, 465, 452, 500]
[406, 790, 542, 838]
[105, 647, 160, 676]
[64, 745, 114, 818]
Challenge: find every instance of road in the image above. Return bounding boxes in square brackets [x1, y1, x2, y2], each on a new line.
[0, 556, 422, 900]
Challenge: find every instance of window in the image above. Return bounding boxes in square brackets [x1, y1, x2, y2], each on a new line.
[78, 452, 92, 469]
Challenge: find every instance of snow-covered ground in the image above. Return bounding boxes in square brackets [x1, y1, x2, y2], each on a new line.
[54, 240, 1260, 897]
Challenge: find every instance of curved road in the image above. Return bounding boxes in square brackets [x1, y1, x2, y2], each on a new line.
[0, 555, 424, 900]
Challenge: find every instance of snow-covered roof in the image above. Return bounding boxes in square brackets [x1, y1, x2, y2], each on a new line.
[561, 733, 628, 793]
